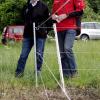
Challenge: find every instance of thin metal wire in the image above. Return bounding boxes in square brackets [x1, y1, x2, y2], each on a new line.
[43, 60, 71, 100]
[36, 51, 71, 100]
[39, 72, 50, 100]
[35, 26, 81, 29]
[44, 52, 100, 54]
[37, 0, 70, 29]
[41, 69, 100, 71]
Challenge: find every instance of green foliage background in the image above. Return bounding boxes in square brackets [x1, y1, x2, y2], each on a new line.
[0, 0, 100, 33]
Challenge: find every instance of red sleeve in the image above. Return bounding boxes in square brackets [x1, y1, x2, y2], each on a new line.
[74, 0, 85, 11]
[52, 0, 61, 14]
[52, 2, 57, 14]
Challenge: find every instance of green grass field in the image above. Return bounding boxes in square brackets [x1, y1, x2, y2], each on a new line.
[0, 39, 100, 90]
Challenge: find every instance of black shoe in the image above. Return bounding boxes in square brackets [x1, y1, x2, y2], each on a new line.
[63, 74, 71, 79]
[71, 71, 78, 78]
[15, 72, 24, 78]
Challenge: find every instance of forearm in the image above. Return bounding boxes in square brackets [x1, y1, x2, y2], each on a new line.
[68, 10, 83, 18]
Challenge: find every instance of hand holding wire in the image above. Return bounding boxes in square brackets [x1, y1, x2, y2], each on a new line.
[52, 14, 68, 23]
[52, 14, 60, 23]
[57, 14, 68, 22]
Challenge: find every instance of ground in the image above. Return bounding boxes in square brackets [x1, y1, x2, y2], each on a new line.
[0, 86, 100, 100]
[0, 40, 100, 100]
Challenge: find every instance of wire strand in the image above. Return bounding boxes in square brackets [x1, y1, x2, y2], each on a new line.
[37, 0, 70, 29]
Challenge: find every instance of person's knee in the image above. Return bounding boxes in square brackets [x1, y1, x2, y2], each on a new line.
[64, 47, 72, 54]
[20, 53, 28, 60]
[37, 52, 43, 62]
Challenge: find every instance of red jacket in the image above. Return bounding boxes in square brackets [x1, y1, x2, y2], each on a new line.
[52, 0, 85, 32]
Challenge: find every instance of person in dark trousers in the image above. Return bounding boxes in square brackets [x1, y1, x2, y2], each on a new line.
[15, 0, 52, 77]
[52, 0, 85, 78]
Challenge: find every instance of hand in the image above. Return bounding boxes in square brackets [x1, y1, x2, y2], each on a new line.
[52, 14, 60, 23]
[57, 14, 68, 22]
[52, 14, 58, 20]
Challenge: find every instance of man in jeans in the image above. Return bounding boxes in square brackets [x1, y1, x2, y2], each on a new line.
[15, 0, 52, 77]
[52, 0, 85, 78]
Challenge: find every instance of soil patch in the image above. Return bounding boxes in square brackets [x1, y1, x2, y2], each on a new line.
[0, 87, 100, 100]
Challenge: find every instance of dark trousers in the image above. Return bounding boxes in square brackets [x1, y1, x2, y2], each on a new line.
[15, 38, 46, 73]
[57, 29, 77, 76]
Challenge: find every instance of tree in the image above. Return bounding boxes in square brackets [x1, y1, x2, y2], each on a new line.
[87, 0, 100, 14]
[0, 0, 100, 33]
[0, 0, 26, 31]
[43, 0, 53, 9]
[0, 0, 5, 3]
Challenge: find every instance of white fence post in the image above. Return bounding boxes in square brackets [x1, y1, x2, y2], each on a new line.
[33, 22, 38, 87]
[53, 23, 71, 100]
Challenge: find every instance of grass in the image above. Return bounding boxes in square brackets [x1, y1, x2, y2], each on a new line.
[0, 39, 100, 90]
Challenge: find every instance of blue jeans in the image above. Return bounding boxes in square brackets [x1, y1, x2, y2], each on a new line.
[15, 38, 46, 73]
[57, 29, 77, 76]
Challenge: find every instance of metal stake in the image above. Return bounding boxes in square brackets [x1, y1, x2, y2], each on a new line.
[53, 23, 71, 100]
[33, 22, 38, 87]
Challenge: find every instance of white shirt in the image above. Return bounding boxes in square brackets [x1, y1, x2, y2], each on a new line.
[30, 0, 39, 7]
